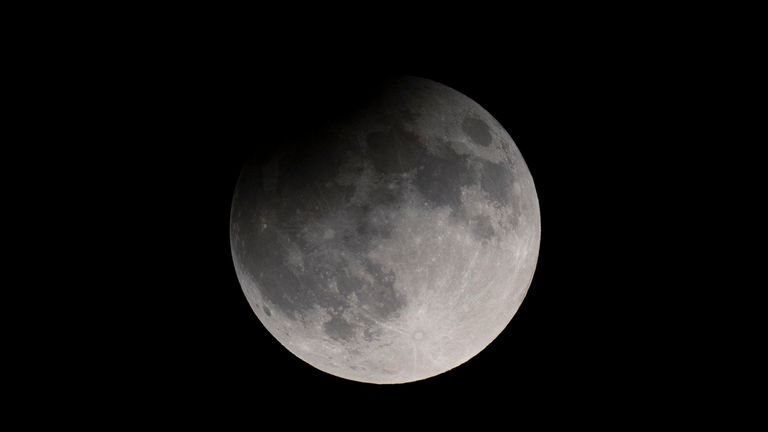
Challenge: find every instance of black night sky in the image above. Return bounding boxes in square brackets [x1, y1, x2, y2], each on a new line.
[124, 62, 659, 412]
[53, 12, 727, 424]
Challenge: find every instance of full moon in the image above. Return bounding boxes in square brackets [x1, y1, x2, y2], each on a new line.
[230, 77, 540, 384]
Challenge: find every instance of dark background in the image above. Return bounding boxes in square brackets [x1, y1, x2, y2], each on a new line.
[115, 56, 673, 414]
[38, 10, 736, 424]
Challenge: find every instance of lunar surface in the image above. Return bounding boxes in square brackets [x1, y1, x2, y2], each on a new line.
[230, 77, 540, 384]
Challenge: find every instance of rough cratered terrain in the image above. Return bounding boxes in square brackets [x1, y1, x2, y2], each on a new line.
[230, 77, 540, 384]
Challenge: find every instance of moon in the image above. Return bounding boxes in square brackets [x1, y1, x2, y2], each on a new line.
[230, 76, 540, 384]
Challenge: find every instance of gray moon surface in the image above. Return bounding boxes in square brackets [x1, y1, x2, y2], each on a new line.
[230, 77, 540, 384]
